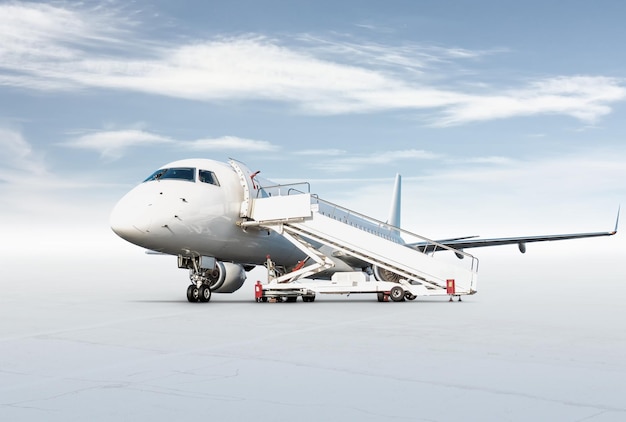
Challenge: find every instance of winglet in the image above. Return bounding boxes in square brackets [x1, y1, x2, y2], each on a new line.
[611, 205, 620, 235]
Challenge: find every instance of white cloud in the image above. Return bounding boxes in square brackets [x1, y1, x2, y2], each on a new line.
[0, 3, 624, 126]
[188, 136, 279, 151]
[0, 127, 32, 160]
[298, 35, 499, 71]
[316, 149, 626, 239]
[437, 76, 626, 126]
[0, 127, 127, 224]
[61, 130, 279, 158]
[0, 127, 47, 182]
[294, 149, 347, 156]
[312, 149, 441, 173]
[63, 130, 174, 159]
[0, 126, 130, 190]
[447, 156, 516, 165]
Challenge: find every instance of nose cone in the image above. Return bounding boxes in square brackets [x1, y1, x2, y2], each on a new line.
[110, 189, 152, 246]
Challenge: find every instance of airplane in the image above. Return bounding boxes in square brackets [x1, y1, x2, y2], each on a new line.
[110, 158, 619, 302]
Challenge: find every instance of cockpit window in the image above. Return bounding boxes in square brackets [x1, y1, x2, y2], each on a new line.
[199, 170, 220, 186]
[143, 167, 196, 183]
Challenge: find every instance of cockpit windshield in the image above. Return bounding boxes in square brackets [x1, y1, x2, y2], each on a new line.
[143, 167, 196, 183]
[199, 169, 220, 186]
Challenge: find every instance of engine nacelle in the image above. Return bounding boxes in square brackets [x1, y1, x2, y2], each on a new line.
[372, 265, 402, 283]
[207, 261, 247, 293]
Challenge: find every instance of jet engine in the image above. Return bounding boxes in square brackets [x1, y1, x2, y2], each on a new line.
[179, 256, 248, 294]
[206, 261, 247, 293]
[372, 265, 402, 283]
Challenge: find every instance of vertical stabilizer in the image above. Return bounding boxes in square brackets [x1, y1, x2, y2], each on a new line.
[387, 174, 402, 228]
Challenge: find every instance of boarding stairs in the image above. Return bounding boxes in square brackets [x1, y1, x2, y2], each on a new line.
[240, 191, 479, 295]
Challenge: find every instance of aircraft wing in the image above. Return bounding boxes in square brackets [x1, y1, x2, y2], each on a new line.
[414, 210, 619, 254]
[430, 230, 616, 253]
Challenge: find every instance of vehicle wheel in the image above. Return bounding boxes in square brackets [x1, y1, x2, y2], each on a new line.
[377, 292, 385, 302]
[187, 285, 199, 302]
[390, 286, 405, 302]
[405, 292, 416, 301]
[286, 296, 297, 303]
[199, 285, 212, 302]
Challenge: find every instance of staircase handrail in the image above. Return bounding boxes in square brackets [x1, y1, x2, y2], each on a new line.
[308, 195, 479, 273]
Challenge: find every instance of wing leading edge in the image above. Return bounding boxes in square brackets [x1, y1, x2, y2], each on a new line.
[415, 208, 619, 254]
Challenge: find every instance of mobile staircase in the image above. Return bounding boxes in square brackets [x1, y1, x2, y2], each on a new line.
[240, 189, 479, 303]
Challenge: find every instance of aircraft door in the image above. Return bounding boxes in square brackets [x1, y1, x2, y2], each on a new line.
[228, 159, 261, 218]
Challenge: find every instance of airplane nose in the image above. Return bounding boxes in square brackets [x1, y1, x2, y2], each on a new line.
[110, 191, 152, 245]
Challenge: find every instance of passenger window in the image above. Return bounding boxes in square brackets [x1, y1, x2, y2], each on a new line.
[199, 170, 220, 186]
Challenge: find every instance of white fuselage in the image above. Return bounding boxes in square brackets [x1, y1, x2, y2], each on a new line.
[110, 158, 305, 266]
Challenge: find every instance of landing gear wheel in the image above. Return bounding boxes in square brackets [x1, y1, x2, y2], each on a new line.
[186, 285, 199, 302]
[377, 292, 385, 302]
[198, 285, 212, 302]
[390, 286, 405, 302]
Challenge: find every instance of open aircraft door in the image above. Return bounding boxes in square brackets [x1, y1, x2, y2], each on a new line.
[228, 158, 261, 218]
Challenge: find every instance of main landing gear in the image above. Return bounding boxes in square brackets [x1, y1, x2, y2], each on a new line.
[187, 283, 213, 302]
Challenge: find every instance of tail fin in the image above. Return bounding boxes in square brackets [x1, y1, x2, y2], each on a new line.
[387, 174, 401, 228]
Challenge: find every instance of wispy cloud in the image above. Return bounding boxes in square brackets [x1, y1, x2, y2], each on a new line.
[447, 156, 516, 165]
[294, 149, 348, 156]
[1, 3, 624, 126]
[188, 136, 279, 151]
[62, 130, 174, 159]
[421, 150, 626, 198]
[437, 76, 626, 126]
[297, 34, 500, 73]
[61, 130, 279, 159]
[0, 126, 122, 190]
[312, 149, 441, 172]
[0, 127, 46, 182]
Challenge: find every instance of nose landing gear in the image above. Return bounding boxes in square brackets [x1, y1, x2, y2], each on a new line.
[185, 259, 216, 303]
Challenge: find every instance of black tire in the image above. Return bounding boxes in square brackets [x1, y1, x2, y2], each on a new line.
[187, 285, 199, 302]
[405, 292, 416, 301]
[199, 285, 212, 302]
[286, 296, 297, 303]
[390, 286, 405, 302]
[303, 295, 316, 302]
[377, 292, 385, 302]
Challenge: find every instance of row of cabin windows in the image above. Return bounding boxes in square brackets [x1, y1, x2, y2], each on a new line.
[320, 211, 396, 242]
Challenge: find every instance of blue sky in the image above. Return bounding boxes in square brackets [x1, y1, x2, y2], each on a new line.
[1, 0, 624, 255]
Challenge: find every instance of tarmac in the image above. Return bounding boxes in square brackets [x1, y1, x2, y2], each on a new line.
[1, 246, 625, 421]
